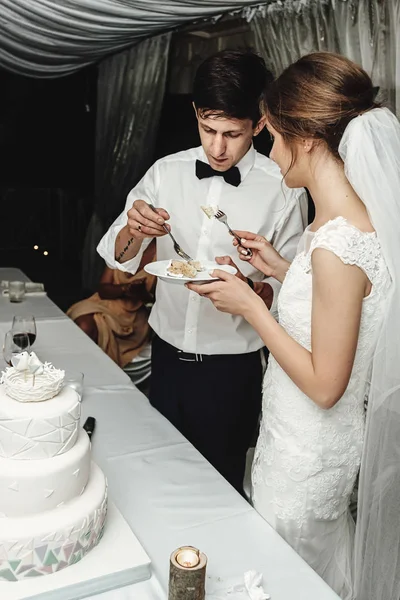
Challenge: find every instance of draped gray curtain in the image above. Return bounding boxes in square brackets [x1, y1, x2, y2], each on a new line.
[385, 0, 400, 114]
[82, 32, 171, 291]
[249, 0, 398, 116]
[0, 0, 263, 77]
[250, 0, 338, 75]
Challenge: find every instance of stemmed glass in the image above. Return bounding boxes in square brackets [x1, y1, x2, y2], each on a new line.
[64, 371, 84, 401]
[11, 315, 37, 347]
[3, 331, 30, 366]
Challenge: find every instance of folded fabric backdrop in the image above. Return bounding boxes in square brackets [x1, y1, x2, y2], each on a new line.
[0, 0, 262, 76]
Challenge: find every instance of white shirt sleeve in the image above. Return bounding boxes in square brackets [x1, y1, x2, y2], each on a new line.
[266, 188, 308, 318]
[97, 164, 158, 274]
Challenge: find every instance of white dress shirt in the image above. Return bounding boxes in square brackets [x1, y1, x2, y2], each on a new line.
[97, 145, 308, 355]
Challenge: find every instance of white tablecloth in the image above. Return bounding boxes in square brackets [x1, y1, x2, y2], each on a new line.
[0, 267, 66, 321]
[0, 319, 131, 387]
[0, 268, 339, 600]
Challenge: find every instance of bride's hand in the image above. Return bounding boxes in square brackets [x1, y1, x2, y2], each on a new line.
[186, 269, 263, 317]
[234, 230, 290, 283]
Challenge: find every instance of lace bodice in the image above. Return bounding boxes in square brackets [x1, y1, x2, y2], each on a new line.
[281, 216, 390, 359]
[252, 217, 391, 532]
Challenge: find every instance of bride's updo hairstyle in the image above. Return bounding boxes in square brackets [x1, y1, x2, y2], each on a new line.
[264, 52, 380, 161]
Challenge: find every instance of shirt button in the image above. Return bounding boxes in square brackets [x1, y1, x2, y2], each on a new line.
[188, 329, 193, 334]
[202, 229, 208, 236]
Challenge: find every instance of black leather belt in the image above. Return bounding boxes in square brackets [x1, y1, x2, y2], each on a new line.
[177, 350, 207, 362]
[156, 335, 228, 362]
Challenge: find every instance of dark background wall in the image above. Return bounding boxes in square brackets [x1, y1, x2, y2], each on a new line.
[0, 67, 97, 310]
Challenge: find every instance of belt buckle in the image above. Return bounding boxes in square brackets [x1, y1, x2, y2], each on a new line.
[177, 350, 203, 362]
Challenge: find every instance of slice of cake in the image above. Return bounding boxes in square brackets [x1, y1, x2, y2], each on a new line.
[188, 260, 204, 272]
[0, 352, 107, 581]
[201, 205, 219, 219]
[167, 260, 204, 278]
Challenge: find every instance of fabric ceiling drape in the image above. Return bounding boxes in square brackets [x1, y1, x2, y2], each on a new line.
[82, 32, 171, 291]
[249, 0, 399, 116]
[0, 0, 264, 77]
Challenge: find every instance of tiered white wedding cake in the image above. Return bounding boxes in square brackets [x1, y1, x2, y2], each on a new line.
[0, 353, 107, 582]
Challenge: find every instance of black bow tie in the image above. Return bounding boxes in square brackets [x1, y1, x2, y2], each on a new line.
[195, 160, 241, 187]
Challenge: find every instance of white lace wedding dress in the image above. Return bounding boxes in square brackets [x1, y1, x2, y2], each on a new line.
[251, 217, 391, 599]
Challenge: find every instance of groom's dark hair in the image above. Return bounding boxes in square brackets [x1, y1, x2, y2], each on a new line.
[193, 49, 273, 127]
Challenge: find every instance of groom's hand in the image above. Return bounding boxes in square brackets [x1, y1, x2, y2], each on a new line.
[215, 256, 247, 283]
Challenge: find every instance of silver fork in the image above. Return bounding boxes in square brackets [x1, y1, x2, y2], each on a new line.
[214, 210, 253, 257]
[148, 203, 192, 261]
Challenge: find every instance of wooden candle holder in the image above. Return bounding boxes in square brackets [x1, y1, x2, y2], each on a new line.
[168, 546, 207, 600]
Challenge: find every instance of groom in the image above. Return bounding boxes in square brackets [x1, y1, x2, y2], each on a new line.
[97, 50, 307, 494]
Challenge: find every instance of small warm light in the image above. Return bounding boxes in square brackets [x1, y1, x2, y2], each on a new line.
[43, 251, 49, 256]
[175, 547, 200, 568]
[33, 245, 39, 250]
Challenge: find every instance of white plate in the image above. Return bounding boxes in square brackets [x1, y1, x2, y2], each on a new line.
[144, 260, 237, 284]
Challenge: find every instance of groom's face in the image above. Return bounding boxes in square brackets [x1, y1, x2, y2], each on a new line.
[195, 108, 264, 172]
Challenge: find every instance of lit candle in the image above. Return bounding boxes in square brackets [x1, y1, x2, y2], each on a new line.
[169, 546, 207, 600]
[175, 547, 200, 568]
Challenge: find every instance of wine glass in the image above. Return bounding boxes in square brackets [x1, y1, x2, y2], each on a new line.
[11, 315, 37, 347]
[3, 331, 30, 366]
[64, 370, 84, 401]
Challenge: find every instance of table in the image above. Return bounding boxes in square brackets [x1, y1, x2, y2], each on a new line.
[0, 267, 66, 321]
[0, 268, 340, 600]
[0, 319, 132, 387]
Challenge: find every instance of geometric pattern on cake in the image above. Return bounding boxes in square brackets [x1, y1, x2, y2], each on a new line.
[0, 465, 108, 581]
[0, 496, 107, 581]
[0, 386, 80, 460]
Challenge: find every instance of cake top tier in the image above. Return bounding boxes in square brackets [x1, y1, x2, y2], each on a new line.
[0, 352, 65, 403]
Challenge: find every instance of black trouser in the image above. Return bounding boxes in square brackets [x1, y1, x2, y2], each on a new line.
[149, 335, 262, 494]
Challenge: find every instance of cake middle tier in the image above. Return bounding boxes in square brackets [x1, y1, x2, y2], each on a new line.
[0, 429, 90, 517]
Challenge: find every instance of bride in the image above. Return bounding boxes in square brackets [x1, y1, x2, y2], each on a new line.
[188, 52, 400, 600]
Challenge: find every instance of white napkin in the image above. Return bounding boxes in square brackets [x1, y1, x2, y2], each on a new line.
[1, 280, 46, 296]
[207, 571, 270, 600]
[244, 571, 270, 600]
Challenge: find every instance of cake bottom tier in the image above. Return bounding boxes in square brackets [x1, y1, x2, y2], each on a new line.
[0, 462, 107, 581]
